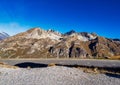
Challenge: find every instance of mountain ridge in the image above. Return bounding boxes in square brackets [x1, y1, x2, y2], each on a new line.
[0, 27, 119, 59]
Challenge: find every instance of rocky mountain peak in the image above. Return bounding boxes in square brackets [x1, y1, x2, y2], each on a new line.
[27, 27, 44, 33]
[25, 28, 62, 40]
[47, 29, 55, 32]
[64, 30, 76, 35]
[64, 31, 97, 41]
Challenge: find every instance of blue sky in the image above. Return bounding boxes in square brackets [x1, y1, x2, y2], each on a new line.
[0, 0, 120, 38]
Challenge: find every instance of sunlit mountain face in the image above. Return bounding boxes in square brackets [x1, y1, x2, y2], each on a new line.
[0, 28, 119, 59]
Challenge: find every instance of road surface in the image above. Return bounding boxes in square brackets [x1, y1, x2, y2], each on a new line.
[0, 59, 120, 68]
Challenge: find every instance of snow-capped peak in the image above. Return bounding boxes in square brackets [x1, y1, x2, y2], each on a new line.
[0, 32, 10, 40]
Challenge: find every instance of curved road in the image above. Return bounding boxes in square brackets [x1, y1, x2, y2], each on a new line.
[0, 59, 120, 68]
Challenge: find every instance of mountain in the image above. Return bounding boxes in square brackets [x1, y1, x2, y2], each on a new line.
[0, 32, 9, 40]
[0, 28, 119, 59]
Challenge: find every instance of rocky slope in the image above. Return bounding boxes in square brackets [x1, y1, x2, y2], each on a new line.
[0, 28, 119, 59]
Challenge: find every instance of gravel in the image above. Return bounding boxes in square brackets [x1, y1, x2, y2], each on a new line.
[0, 66, 120, 85]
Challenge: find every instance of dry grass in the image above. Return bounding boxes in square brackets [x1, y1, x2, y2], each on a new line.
[109, 56, 120, 60]
[0, 62, 19, 69]
[48, 63, 56, 67]
[82, 67, 100, 74]
[0, 62, 7, 65]
[77, 66, 120, 75]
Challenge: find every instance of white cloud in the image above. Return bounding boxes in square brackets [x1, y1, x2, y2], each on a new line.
[0, 22, 30, 36]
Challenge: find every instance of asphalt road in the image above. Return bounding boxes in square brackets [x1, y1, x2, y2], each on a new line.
[0, 59, 120, 68]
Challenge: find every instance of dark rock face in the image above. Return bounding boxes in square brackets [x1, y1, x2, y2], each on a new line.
[89, 37, 120, 58]
[64, 30, 76, 35]
[68, 42, 88, 58]
[0, 28, 119, 59]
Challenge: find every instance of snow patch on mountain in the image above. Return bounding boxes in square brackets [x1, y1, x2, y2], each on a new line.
[0, 32, 9, 40]
[67, 32, 97, 41]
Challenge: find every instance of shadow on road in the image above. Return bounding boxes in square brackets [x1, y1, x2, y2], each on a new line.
[105, 73, 120, 79]
[15, 62, 48, 68]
